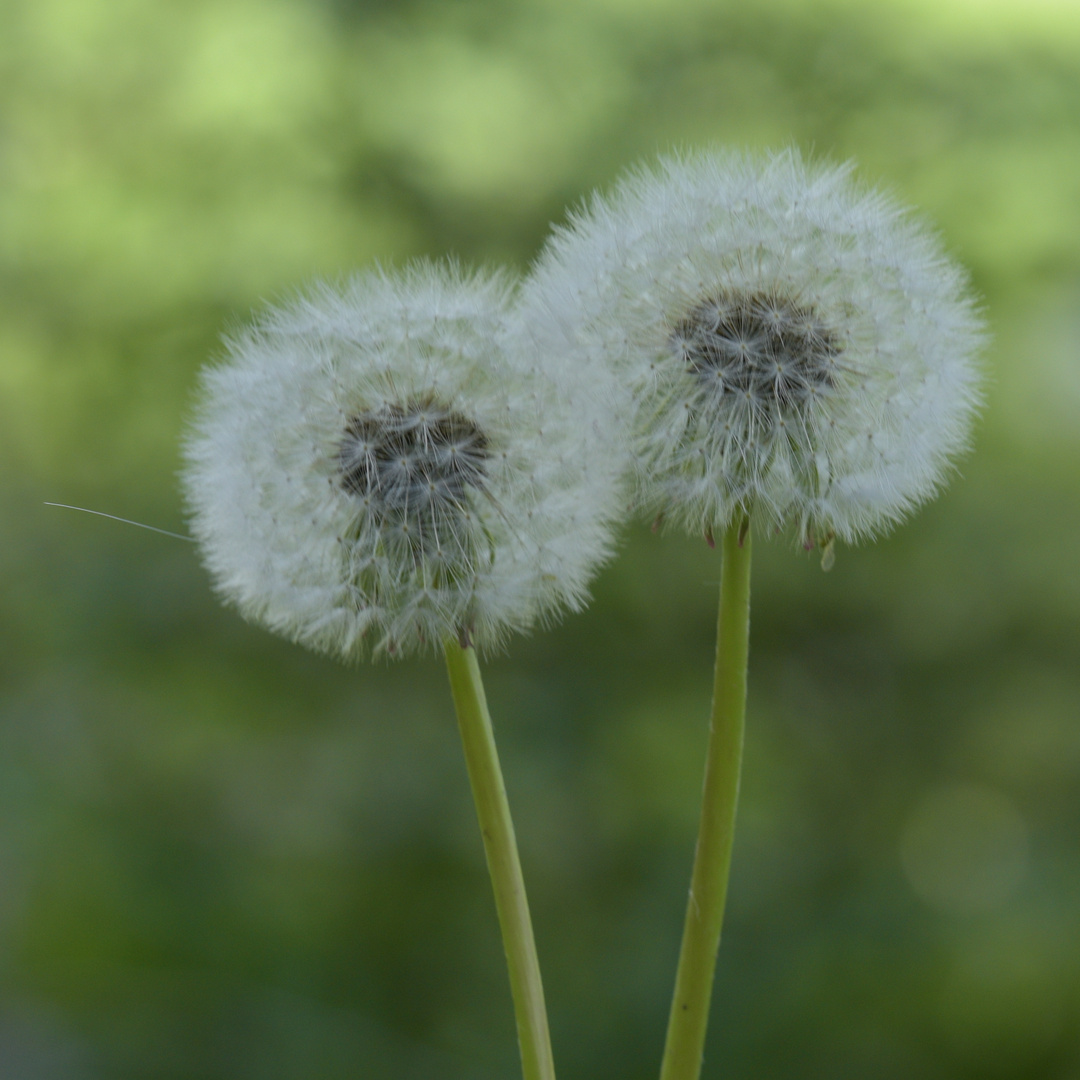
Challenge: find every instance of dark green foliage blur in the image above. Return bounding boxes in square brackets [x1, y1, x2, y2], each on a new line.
[2, 0, 1079, 1076]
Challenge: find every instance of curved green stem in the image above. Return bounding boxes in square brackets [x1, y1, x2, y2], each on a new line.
[659, 516, 752, 1080]
[443, 640, 556, 1080]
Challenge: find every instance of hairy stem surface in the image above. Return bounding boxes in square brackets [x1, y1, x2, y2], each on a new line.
[659, 516, 752, 1080]
[444, 640, 556, 1080]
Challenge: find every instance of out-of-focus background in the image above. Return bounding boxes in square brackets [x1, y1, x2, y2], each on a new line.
[2, 0, 1079, 1076]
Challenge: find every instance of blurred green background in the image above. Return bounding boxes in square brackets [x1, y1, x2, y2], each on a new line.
[2, 0, 1079, 1076]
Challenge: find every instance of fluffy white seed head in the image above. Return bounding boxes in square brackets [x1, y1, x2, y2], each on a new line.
[518, 148, 985, 548]
[182, 262, 626, 660]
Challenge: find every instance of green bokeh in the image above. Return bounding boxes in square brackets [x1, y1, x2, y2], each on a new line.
[2, 0, 1079, 1076]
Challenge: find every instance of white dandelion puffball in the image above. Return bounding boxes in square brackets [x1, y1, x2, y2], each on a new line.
[519, 148, 984, 547]
[182, 262, 625, 660]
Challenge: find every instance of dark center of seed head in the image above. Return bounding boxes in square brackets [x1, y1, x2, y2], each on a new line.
[337, 398, 489, 516]
[673, 291, 840, 409]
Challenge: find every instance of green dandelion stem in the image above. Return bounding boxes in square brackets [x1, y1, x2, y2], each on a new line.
[659, 515, 752, 1080]
[444, 640, 556, 1080]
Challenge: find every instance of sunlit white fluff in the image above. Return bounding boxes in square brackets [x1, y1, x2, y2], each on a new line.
[182, 262, 625, 660]
[518, 148, 984, 550]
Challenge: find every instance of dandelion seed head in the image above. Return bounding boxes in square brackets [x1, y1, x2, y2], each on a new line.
[519, 148, 985, 546]
[182, 262, 625, 660]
